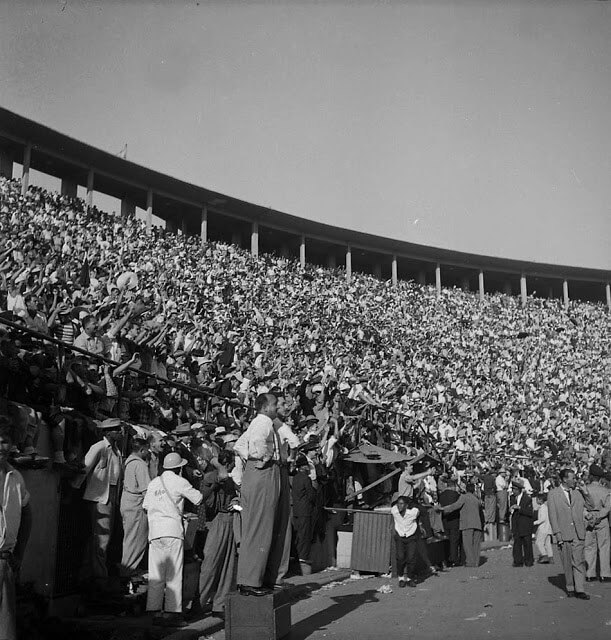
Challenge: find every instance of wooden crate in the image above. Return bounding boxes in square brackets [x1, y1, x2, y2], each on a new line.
[225, 589, 292, 640]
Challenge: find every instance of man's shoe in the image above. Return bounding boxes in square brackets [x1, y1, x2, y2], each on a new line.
[600, 577, 611, 583]
[586, 577, 597, 582]
[238, 585, 271, 596]
[512, 563, 523, 568]
[574, 592, 590, 600]
[524, 563, 533, 567]
[566, 591, 575, 598]
[406, 579, 417, 588]
[398, 579, 406, 588]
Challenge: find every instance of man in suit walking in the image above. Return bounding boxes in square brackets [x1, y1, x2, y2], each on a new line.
[509, 478, 534, 567]
[436, 482, 483, 568]
[547, 468, 593, 599]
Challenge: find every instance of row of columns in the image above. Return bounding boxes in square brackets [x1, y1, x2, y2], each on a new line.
[7, 144, 611, 312]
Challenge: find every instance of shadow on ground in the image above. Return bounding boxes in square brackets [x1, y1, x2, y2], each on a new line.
[287, 589, 379, 640]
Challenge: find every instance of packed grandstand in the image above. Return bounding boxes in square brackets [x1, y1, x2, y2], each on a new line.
[1, 173, 610, 480]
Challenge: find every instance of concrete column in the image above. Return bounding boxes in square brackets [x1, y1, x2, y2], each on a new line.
[346, 246, 352, 283]
[60, 178, 78, 199]
[146, 189, 153, 233]
[563, 279, 569, 310]
[391, 255, 398, 287]
[120, 199, 135, 219]
[0, 150, 13, 179]
[21, 143, 32, 195]
[435, 264, 441, 299]
[478, 270, 485, 302]
[327, 253, 336, 269]
[417, 270, 426, 286]
[251, 221, 259, 257]
[520, 274, 527, 307]
[200, 207, 208, 245]
[86, 168, 94, 210]
[373, 263, 382, 279]
[300, 235, 306, 268]
[232, 232, 242, 247]
[606, 283, 611, 312]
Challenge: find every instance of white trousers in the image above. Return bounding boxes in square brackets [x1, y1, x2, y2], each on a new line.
[146, 537, 184, 613]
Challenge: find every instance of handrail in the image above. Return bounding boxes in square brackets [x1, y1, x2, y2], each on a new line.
[0, 316, 251, 415]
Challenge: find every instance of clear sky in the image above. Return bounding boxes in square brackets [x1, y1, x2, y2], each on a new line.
[1, 0, 611, 269]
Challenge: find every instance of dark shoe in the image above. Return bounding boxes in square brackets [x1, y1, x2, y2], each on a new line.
[406, 579, 417, 588]
[398, 579, 406, 588]
[512, 563, 523, 568]
[537, 557, 550, 564]
[600, 577, 611, 583]
[586, 577, 597, 582]
[566, 591, 575, 598]
[524, 563, 533, 567]
[574, 592, 590, 600]
[238, 585, 271, 597]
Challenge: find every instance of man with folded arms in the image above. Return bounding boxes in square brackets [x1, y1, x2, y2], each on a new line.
[233, 393, 281, 596]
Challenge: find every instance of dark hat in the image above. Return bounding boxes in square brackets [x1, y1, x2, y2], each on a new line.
[298, 414, 318, 428]
[295, 454, 309, 468]
[511, 478, 524, 489]
[171, 423, 192, 436]
[589, 463, 605, 478]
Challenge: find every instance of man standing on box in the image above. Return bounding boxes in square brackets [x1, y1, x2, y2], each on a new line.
[509, 478, 534, 567]
[234, 393, 281, 596]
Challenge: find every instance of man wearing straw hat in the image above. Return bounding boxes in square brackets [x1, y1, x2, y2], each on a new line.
[143, 451, 203, 626]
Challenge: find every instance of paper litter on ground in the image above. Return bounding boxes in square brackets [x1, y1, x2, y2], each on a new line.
[376, 584, 393, 594]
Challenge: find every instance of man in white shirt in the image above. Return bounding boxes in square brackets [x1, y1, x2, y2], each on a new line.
[495, 468, 509, 522]
[266, 396, 300, 587]
[391, 496, 420, 588]
[0, 426, 32, 640]
[143, 452, 203, 626]
[233, 393, 281, 596]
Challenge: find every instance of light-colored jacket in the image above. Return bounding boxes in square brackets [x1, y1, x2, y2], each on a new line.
[441, 492, 483, 531]
[80, 438, 123, 504]
[534, 502, 552, 538]
[547, 486, 592, 542]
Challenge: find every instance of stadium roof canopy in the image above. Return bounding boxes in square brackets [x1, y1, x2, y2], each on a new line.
[0, 106, 609, 301]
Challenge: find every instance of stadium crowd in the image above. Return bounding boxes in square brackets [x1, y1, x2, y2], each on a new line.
[1, 174, 611, 632]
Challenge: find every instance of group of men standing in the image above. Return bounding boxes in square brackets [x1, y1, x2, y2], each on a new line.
[73, 392, 311, 626]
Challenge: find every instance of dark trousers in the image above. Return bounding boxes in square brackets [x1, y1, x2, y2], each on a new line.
[293, 516, 314, 562]
[446, 526, 462, 565]
[395, 532, 418, 580]
[513, 534, 534, 566]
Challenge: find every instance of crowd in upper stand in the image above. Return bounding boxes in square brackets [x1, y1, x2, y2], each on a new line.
[1, 175, 609, 482]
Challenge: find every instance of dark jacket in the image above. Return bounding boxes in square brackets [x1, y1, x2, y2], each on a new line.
[438, 489, 461, 530]
[292, 470, 316, 517]
[510, 492, 534, 536]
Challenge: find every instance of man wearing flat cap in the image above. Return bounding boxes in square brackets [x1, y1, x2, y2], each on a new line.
[75, 417, 124, 588]
[584, 463, 611, 582]
[509, 478, 534, 567]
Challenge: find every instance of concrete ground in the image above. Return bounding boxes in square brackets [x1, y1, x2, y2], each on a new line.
[70, 544, 611, 640]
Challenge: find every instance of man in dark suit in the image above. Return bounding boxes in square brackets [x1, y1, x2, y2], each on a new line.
[436, 483, 483, 568]
[292, 454, 317, 575]
[438, 477, 463, 566]
[509, 478, 534, 567]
